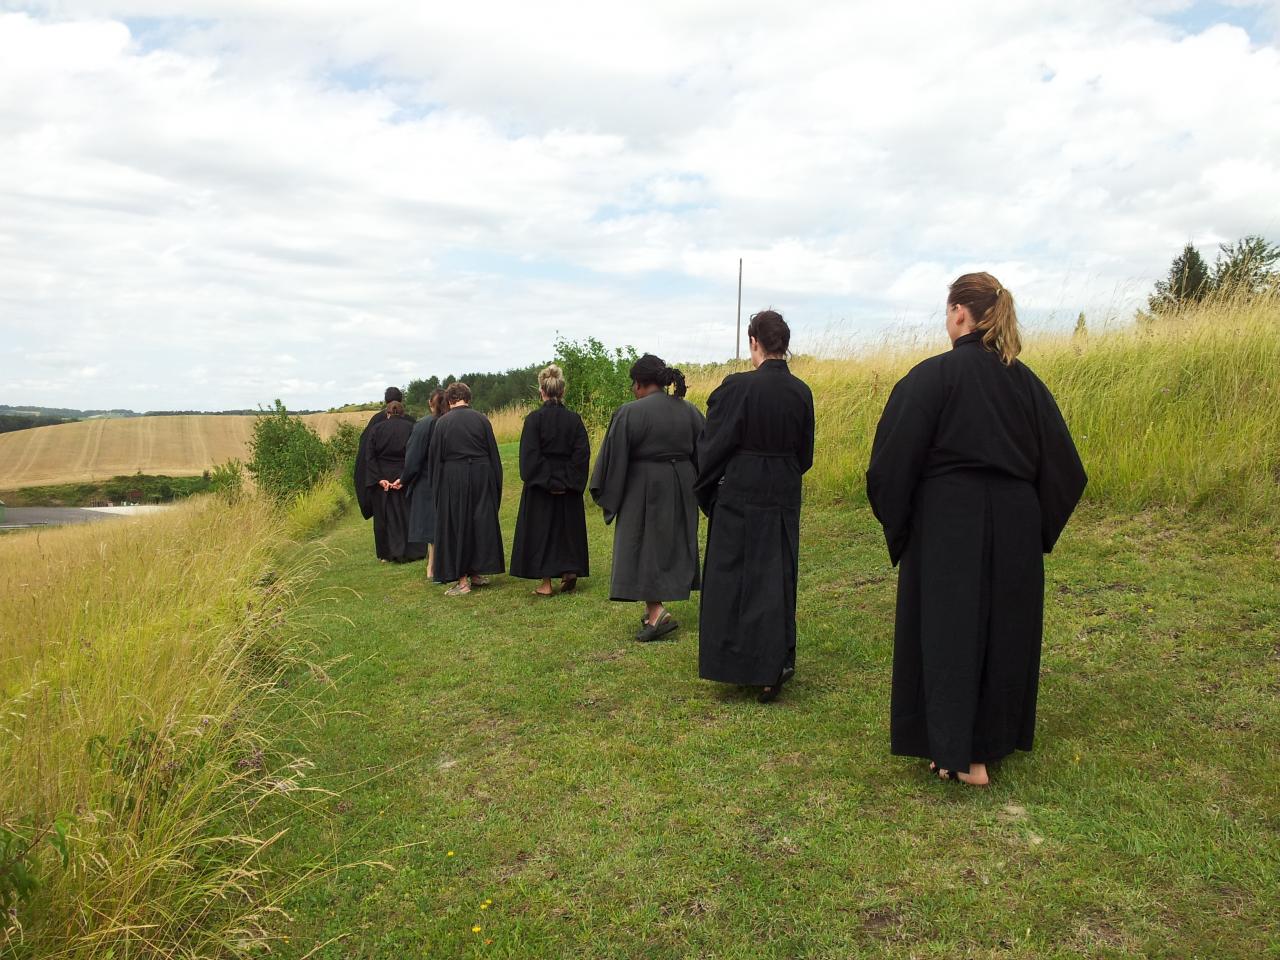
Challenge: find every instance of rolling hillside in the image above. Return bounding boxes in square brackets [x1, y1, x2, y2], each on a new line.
[0, 412, 371, 488]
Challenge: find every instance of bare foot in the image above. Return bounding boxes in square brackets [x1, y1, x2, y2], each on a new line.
[931, 761, 990, 786]
[533, 578, 554, 596]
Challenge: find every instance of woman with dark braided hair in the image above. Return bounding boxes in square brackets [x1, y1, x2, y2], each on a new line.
[867, 273, 1086, 786]
[695, 310, 814, 703]
[590, 353, 705, 641]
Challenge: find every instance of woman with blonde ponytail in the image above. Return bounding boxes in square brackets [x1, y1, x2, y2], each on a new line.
[867, 272, 1087, 786]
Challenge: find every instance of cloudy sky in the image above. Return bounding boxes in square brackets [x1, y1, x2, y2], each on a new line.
[2, 1, 1278, 410]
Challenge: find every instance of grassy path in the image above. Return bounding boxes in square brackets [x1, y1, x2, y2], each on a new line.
[270, 447, 1279, 958]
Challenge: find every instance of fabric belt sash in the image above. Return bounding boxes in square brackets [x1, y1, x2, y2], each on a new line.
[738, 449, 796, 459]
[639, 454, 689, 463]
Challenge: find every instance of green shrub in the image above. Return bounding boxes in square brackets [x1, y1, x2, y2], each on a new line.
[247, 401, 331, 503]
[324, 421, 361, 490]
[209, 458, 245, 500]
[554, 336, 639, 429]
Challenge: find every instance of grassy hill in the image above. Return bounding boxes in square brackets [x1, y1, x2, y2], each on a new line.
[2, 294, 1277, 957]
[0, 411, 371, 488]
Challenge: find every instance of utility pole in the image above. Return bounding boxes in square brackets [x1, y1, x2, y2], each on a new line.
[735, 258, 743, 360]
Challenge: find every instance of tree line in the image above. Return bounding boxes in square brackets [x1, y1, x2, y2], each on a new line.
[1149, 234, 1279, 312]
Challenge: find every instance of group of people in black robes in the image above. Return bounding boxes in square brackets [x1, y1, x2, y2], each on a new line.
[354, 272, 1086, 786]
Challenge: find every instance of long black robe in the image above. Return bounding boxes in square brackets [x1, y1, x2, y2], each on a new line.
[428, 406, 505, 582]
[866, 331, 1087, 771]
[589, 391, 705, 601]
[355, 407, 414, 520]
[695, 359, 815, 686]
[399, 414, 438, 545]
[511, 402, 591, 580]
[364, 414, 428, 563]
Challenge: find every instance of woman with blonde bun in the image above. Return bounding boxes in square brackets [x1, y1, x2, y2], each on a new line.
[511, 364, 591, 595]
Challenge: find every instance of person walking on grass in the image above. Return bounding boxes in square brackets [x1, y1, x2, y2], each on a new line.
[511, 365, 591, 596]
[428, 382, 505, 596]
[363, 400, 428, 564]
[590, 354, 705, 641]
[695, 310, 815, 703]
[867, 272, 1086, 786]
[398, 388, 447, 580]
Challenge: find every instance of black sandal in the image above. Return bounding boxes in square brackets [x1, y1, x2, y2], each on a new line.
[636, 611, 679, 642]
[560, 574, 578, 594]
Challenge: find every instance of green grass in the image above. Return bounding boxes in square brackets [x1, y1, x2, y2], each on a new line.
[0, 473, 213, 506]
[264, 443, 1279, 959]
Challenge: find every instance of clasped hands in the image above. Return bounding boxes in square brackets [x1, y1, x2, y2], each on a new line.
[379, 478, 404, 492]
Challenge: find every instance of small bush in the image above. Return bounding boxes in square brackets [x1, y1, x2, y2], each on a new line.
[554, 336, 639, 429]
[247, 400, 331, 503]
[324, 421, 361, 486]
[209, 458, 245, 500]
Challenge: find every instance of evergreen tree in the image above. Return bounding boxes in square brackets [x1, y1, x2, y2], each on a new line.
[1149, 243, 1211, 312]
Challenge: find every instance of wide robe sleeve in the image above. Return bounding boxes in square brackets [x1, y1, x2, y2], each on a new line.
[485, 416, 503, 502]
[427, 417, 445, 504]
[866, 363, 945, 566]
[354, 417, 377, 519]
[363, 420, 384, 487]
[589, 406, 629, 524]
[568, 415, 590, 494]
[1029, 375, 1087, 552]
[400, 417, 433, 491]
[799, 385, 816, 475]
[518, 410, 549, 490]
[694, 377, 745, 516]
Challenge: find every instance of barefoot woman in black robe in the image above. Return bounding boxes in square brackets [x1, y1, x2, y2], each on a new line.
[696, 311, 814, 702]
[511, 365, 590, 595]
[867, 273, 1086, 786]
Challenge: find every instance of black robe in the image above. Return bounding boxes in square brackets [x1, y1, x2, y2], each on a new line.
[866, 331, 1087, 771]
[428, 406, 505, 582]
[510, 402, 591, 580]
[589, 392, 705, 601]
[355, 407, 414, 520]
[364, 414, 428, 563]
[695, 359, 815, 686]
[399, 414, 438, 545]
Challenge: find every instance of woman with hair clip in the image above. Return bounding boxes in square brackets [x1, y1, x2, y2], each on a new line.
[364, 399, 428, 564]
[511, 365, 591, 595]
[428, 382, 505, 596]
[695, 310, 815, 703]
[867, 273, 1087, 786]
[398, 388, 448, 579]
[590, 353, 705, 640]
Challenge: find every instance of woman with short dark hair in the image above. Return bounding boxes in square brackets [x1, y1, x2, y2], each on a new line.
[696, 310, 815, 702]
[511, 365, 591, 595]
[590, 354, 705, 640]
[867, 272, 1087, 785]
[428, 382, 505, 595]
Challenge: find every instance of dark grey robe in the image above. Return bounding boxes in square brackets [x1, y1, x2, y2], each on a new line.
[867, 331, 1087, 771]
[399, 414, 437, 544]
[428, 406, 505, 582]
[589, 392, 705, 601]
[695, 359, 815, 686]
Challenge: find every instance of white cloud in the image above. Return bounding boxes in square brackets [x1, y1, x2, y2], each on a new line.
[0, 2, 1278, 409]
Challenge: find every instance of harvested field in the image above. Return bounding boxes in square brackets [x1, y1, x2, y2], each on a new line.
[0, 412, 370, 487]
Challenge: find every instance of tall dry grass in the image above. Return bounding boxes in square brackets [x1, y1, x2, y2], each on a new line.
[487, 403, 532, 444]
[0, 496, 332, 958]
[686, 293, 1280, 516]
